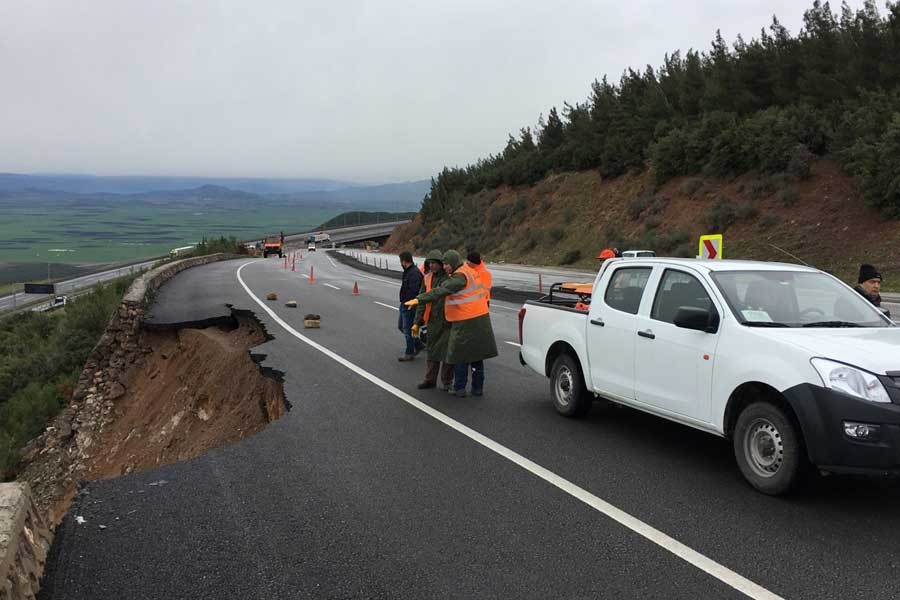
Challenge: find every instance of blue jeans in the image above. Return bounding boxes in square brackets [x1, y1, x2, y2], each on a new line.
[398, 304, 424, 356]
[453, 361, 484, 392]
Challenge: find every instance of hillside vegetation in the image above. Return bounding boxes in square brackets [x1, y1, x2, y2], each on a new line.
[389, 1, 900, 285]
[0, 277, 134, 477]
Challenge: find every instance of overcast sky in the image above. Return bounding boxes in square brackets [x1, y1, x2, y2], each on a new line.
[0, 1, 844, 183]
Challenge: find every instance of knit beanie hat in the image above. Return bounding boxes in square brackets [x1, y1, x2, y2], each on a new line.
[858, 264, 882, 283]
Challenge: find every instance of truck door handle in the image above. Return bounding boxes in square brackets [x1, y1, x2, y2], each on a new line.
[590, 318, 604, 327]
[638, 329, 655, 339]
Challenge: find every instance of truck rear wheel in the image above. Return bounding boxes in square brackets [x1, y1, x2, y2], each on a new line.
[733, 402, 807, 495]
[550, 354, 591, 418]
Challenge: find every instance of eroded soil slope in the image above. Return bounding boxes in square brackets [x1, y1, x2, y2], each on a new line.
[86, 316, 285, 481]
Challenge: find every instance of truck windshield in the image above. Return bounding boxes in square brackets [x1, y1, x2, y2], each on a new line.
[711, 271, 891, 328]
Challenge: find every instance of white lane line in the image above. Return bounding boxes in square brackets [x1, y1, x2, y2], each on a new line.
[352, 271, 399, 286]
[324, 283, 341, 290]
[374, 301, 399, 311]
[236, 260, 781, 600]
[301, 274, 310, 279]
[326, 255, 339, 268]
[492, 304, 520, 312]
[504, 341, 522, 347]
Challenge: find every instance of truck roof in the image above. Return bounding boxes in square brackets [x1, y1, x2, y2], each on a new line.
[611, 257, 818, 274]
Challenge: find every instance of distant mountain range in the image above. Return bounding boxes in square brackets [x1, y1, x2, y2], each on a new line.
[0, 174, 431, 212]
[0, 173, 353, 194]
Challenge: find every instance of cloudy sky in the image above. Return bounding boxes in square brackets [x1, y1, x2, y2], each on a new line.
[0, 1, 839, 183]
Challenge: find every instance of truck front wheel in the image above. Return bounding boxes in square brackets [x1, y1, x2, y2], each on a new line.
[550, 354, 591, 418]
[733, 402, 807, 495]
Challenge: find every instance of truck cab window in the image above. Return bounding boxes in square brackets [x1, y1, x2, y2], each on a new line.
[604, 267, 651, 315]
[651, 270, 716, 325]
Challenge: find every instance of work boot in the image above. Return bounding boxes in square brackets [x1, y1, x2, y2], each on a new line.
[417, 381, 436, 389]
[398, 355, 415, 362]
[471, 389, 483, 397]
[452, 388, 467, 398]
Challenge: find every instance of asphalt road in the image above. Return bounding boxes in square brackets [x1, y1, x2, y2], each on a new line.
[39, 251, 900, 599]
[0, 259, 159, 313]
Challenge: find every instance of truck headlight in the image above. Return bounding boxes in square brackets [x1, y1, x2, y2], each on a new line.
[811, 358, 891, 403]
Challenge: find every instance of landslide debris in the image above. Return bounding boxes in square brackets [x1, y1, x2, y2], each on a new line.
[17, 312, 286, 526]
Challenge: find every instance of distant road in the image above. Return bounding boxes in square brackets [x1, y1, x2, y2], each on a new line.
[0, 258, 160, 314]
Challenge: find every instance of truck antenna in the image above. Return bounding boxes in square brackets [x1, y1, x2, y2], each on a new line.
[767, 243, 809, 266]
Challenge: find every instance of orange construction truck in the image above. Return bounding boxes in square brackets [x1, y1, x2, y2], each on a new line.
[263, 232, 285, 258]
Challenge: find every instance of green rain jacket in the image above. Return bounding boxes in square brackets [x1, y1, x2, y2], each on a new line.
[416, 250, 498, 364]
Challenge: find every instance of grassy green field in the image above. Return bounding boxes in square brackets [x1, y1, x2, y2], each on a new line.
[0, 193, 339, 267]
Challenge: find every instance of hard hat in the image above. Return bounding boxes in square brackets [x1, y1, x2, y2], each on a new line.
[596, 248, 616, 259]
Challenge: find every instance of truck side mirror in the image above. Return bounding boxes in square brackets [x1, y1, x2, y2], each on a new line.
[674, 306, 719, 333]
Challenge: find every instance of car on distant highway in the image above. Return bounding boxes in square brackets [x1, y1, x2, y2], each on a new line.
[519, 257, 900, 495]
[308, 243, 316, 252]
[51, 295, 67, 308]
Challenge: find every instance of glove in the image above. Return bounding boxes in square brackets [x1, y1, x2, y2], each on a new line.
[404, 298, 419, 307]
[411, 324, 420, 338]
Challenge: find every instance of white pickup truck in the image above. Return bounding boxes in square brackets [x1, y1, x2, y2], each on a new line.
[518, 258, 900, 494]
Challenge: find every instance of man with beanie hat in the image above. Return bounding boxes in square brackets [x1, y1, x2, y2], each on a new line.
[855, 264, 884, 309]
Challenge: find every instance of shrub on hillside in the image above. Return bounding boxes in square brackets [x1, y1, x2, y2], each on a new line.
[679, 178, 704, 197]
[195, 236, 247, 256]
[735, 202, 760, 221]
[547, 226, 565, 242]
[775, 187, 799, 207]
[560, 249, 582, 265]
[704, 197, 737, 231]
[627, 194, 652, 220]
[644, 216, 662, 231]
[487, 203, 512, 228]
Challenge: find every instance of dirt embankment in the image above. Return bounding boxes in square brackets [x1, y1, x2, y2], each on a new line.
[385, 160, 900, 288]
[19, 312, 287, 525]
[84, 315, 285, 482]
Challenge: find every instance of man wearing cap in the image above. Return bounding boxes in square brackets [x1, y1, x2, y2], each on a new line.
[855, 264, 886, 309]
[405, 250, 498, 397]
[412, 251, 453, 390]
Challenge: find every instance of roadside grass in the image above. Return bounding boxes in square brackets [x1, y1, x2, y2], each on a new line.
[0, 275, 135, 478]
[0, 283, 20, 297]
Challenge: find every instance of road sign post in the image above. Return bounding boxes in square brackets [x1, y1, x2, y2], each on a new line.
[698, 234, 723, 260]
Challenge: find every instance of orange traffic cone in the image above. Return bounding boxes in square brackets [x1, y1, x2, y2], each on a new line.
[352, 282, 359, 296]
[309, 266, 315, 284]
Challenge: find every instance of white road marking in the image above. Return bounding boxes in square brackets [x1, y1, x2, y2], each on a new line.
[352, 271, 399, 286]
[374, 301, 399, 311]
[236, 260, 782, 600]
[301, 274, 310, 279]
[324, 283, 341, 290]
[492, 304, 520, 312]
[504, 341, 522, 347]
[326, 255, 339, 268]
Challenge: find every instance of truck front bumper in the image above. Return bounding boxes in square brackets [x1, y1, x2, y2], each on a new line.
[784, 383, 900, 475]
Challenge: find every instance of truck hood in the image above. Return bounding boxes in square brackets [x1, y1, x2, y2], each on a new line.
[774, 328, 900, 375]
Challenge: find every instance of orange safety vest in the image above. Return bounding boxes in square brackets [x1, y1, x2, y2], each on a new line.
[445, 264, 489, 322]
[423, 272, 433, 323]
[474, 262, 492, 301]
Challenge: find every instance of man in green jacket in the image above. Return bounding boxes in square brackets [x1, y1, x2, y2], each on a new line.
[406, 250, 498, 397]
[412, 251, 453, 390]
